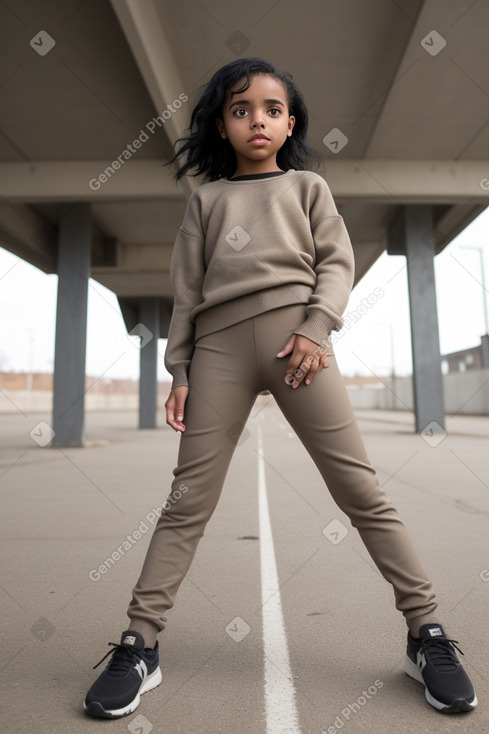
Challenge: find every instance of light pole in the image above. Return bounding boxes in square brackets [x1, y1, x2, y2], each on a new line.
[461, 245, 489, 336]
[27, 328, 34, 392]
[389, 323, 395, 381]
[378, 322, 396, 379]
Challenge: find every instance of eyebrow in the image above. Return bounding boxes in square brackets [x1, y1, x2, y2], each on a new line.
[228, 98, 286, 110]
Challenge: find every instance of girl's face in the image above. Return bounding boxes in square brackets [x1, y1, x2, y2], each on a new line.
[216, 74, 295, 176]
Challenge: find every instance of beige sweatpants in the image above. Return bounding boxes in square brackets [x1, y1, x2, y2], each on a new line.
[127, 303, 438, 647]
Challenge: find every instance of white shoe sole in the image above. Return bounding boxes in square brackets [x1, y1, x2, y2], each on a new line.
[405, 655, 477, 713]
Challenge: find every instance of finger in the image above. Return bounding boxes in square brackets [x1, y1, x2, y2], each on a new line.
[166, 402, 186, 432]
[170, 415, 186, 432]
[173, 403, 186, 431]
[297, 358, 317, 387]
[276, 334, 296, 358]
[289, 352, 326, 387]
[284, 357, 304, 386]
[287, 357, 310, 388]
[304, 360, 320, 385]
[305, 353, 332, 383]
[173, 414, 186, 432]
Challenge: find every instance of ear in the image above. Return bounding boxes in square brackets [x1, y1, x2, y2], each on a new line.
[216, 118, 227, 139]
[287, 116, 296, 137]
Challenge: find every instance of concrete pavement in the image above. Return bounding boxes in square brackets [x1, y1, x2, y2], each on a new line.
[0, 405, 487, 733]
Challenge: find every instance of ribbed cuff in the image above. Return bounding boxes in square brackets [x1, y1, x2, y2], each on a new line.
[292, 308, 338, 350]
[127, 619, 160, 649]
[169, 365, 190, 390]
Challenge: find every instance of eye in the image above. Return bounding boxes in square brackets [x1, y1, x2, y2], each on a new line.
[233, 108, 248, 117]
[269, 108, 281, 116]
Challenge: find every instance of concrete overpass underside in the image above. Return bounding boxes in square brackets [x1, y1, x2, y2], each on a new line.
[1, 0, 488, 443]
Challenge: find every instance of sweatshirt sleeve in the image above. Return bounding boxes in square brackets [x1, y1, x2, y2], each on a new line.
[164, 197, 205, 389]
[293, 178, 354, 347]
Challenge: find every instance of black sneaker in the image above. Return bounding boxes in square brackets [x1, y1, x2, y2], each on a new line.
[83, 630, 162, 718]
[405, 623, 477, 713]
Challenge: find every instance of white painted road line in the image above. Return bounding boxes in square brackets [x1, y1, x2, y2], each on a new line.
[257, 424, 301, 734]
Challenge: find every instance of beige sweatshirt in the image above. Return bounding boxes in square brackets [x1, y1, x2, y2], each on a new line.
[164, 169, 355, 388]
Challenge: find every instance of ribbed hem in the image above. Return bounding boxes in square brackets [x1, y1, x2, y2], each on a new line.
[407, 612, 442, 638]
[127, 619, 159, 649]
[194, 284, 313, 342]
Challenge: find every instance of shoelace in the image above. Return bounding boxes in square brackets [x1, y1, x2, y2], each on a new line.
[92, 642, 141, 675]
[422, 637, 464, 672]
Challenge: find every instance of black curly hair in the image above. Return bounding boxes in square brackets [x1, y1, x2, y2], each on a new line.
[165, 57, 322, 183]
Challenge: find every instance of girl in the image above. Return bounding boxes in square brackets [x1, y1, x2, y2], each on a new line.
[84, 57, 476, 719]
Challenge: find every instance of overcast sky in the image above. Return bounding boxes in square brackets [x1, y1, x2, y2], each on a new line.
[0, 206, 488, 382]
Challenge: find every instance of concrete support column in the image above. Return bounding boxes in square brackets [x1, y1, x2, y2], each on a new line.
[52, 203, 91, 447]
[388, 205, 445, 433]
[138, 297, 160, 429]
[481, 334, 489, 368]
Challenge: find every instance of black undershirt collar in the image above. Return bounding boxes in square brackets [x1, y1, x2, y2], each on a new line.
[227, 170, 288, 181]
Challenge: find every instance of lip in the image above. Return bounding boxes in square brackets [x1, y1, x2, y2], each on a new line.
[249, 134, 270, 142]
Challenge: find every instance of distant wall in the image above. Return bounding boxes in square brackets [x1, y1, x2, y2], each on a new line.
[0, 387, 272, 413]
[2, 372, 488, 415]
[346, 369, 489, 415]
[0, 390, 144, 413]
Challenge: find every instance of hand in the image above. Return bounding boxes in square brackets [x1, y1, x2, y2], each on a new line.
[276, 334, 329, 388]
[165, 386, 189, 432]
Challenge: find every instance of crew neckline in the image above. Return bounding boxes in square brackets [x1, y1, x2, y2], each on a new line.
[221, 170, 293, 183]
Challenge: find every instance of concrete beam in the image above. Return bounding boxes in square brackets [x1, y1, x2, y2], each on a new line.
[110, 0, 187, 147]
[432, 202, 488, 252]
[364, 0, 427, 157]
[0, 161, 186, 202]
[322, 160, 489, 203]
[0, 201, 56, 273]
[90, 269, 172, 298]
[2, 160, 489, 202]
[109, 0, 197, 195]
[119, 296, 172, 339]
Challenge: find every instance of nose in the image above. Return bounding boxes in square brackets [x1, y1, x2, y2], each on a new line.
[251, 114, 265, 128]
